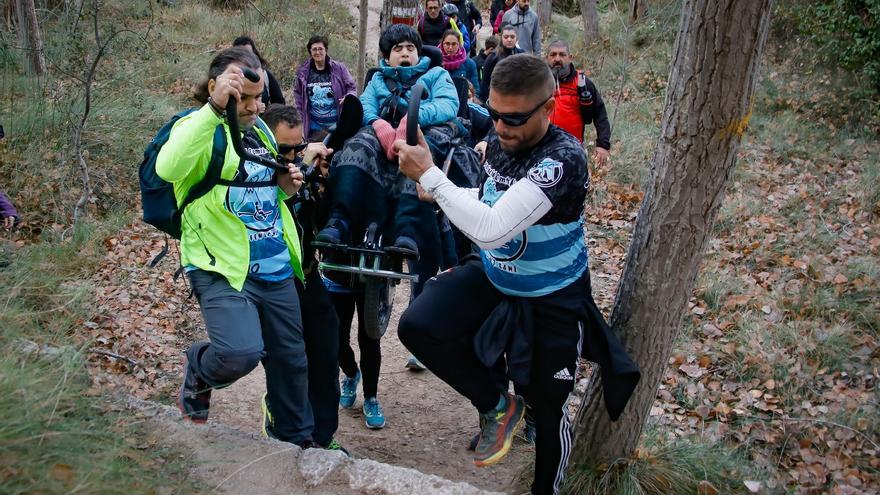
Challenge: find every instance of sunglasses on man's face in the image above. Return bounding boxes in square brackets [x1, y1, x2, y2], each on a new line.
[485, 94, 552, 127]
[277, 141, 308, 156]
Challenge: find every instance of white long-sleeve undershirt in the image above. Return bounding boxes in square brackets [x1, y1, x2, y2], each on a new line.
[418, 166, 552, 250]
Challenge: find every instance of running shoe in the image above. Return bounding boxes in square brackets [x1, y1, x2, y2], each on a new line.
[177, 346, 211, 424]
[340, 371, 361, 409]
[473, 392, 525, 467]
[260, 392, 276, 439]
[404, 355, 426, 371]
[363, 397, 386, 429]
[324, 438, 351, 456]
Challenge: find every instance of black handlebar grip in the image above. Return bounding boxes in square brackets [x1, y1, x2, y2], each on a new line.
[406, 84, 425, 146]
[242, 68, 260, 83]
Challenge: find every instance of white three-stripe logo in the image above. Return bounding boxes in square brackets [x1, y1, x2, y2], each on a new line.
[553, 368, 573, 380]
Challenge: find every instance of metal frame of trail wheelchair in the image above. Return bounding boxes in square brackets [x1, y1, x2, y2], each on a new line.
[311, 84, 432, 340]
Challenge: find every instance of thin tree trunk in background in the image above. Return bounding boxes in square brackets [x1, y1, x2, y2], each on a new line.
[571, 0, 774, 464]
[537, 0, 551, 30]
[356, 0, 368, 92]
[629, 0, 648, 21]
[14, 0, 45, 75]
[580, 0, 599, 45]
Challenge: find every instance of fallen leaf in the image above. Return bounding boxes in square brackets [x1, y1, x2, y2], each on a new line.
[743, 480, 762, 493]
[679, 364, 704, 378]
[697, 480, 719, 495]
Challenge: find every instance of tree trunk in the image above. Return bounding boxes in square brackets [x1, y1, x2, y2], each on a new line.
[629, 0, 648, 22]
[571, 0, 773, 465]
[537, 0, 551, 30]
[14, 0, 45, 75]
[380, 0, 420, 32]
[356, 0, 368, 93]
[580, 0, 599, 45]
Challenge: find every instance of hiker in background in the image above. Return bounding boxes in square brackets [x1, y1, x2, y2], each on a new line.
[440, 29, 479, 91]
[232, 36, 285, 107]
[546, 40, 611, 166]
[479, 24, 523, 102]
[447, 0, 482, 56]
[492, 0, 515, 34]
[293, 35, 358, 142]
[260, 104, 349, 453]
[472, 36, 498, 86]
[441, 2, 471, 53]
[1, 190, 17, 231]
[417, 0, 453, 47]
[157, 47, 326, 450]
[501, 0, 541, 54]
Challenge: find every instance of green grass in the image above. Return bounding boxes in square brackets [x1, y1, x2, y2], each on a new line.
[0, 0, 360, 490]
[0, 213, 198, 493]
[561, 426, 754, 495]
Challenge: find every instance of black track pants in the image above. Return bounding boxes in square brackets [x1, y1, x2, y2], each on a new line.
[398, 261, 583, 495]
[299, 269, 342, 446]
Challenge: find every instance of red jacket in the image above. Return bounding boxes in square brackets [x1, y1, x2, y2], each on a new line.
[549, 66, 611, 149]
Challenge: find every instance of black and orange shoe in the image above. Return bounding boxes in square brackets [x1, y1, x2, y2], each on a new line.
[177, 345, 211, 424]
[473, 393, 525, 467]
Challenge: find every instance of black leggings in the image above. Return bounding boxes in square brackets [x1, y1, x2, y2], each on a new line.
[331, 291, 381, 399]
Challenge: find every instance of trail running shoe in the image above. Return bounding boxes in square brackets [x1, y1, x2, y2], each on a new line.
[473, 393, 525, 467]
[340, 371, 361, 409]
[386, 235, 419, 259]
[363, 397, 386, 429]
[260, 392, 276, 439]
[177, 346, 211, 424]
[324, 438, 351, 457]
[404, 355, 426, 371]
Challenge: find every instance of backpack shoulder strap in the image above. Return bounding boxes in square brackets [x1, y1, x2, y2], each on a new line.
[254, 117, 277, 153]
[177, 124, 228, 213]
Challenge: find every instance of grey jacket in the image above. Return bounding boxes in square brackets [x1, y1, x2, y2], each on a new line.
[501, 5, 541, 54]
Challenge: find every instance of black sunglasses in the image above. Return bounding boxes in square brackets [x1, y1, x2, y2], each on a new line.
[485, 94, 553, 127]
[277, 141, 308, 156]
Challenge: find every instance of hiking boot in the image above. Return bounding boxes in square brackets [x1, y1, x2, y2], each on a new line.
[177, 345, 211, 424]
[473, 393, 525, 467]
[404, 355, 426, 372]
[315, 217, 349, 245]
[324, 438, 351, 457]
[340, 371, 361, 409]
[363, 397, 386, 429]
[260, 392, 276, 439]
[386, 235, 419, 259]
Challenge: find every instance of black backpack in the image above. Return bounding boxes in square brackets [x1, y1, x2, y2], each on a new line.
[139, 109, 227, 240]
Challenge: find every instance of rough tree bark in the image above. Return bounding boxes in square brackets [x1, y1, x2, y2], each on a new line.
[580, 0, 599, 46]
[356, 0, 368, 92]
[537, 0, 551, 31]
[629, 0, 648, 22]
[380, 0, 420, 32]
[14, 0, 45, 75]
[571, 0, 774, 465]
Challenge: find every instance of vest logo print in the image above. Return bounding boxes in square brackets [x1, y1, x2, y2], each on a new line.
[527, 158, 564, 188]
[553, 368, 574, 381]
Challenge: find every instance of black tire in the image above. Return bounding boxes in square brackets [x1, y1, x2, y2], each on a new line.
[364, 278, 395, 340]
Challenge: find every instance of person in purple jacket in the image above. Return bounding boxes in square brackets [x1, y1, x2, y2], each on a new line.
[293, 35, 358, 142]
[0, 190, 17, 231]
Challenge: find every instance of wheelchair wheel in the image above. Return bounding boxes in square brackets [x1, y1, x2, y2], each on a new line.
[364, 278, 395, 340]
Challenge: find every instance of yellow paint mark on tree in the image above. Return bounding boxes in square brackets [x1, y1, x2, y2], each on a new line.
[716, 105, 753, 140]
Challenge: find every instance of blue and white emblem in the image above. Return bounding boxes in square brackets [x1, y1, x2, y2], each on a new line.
[527, 158, 564, 188]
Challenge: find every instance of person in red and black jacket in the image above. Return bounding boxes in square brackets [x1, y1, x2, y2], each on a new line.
[546, 40, 611, 167]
